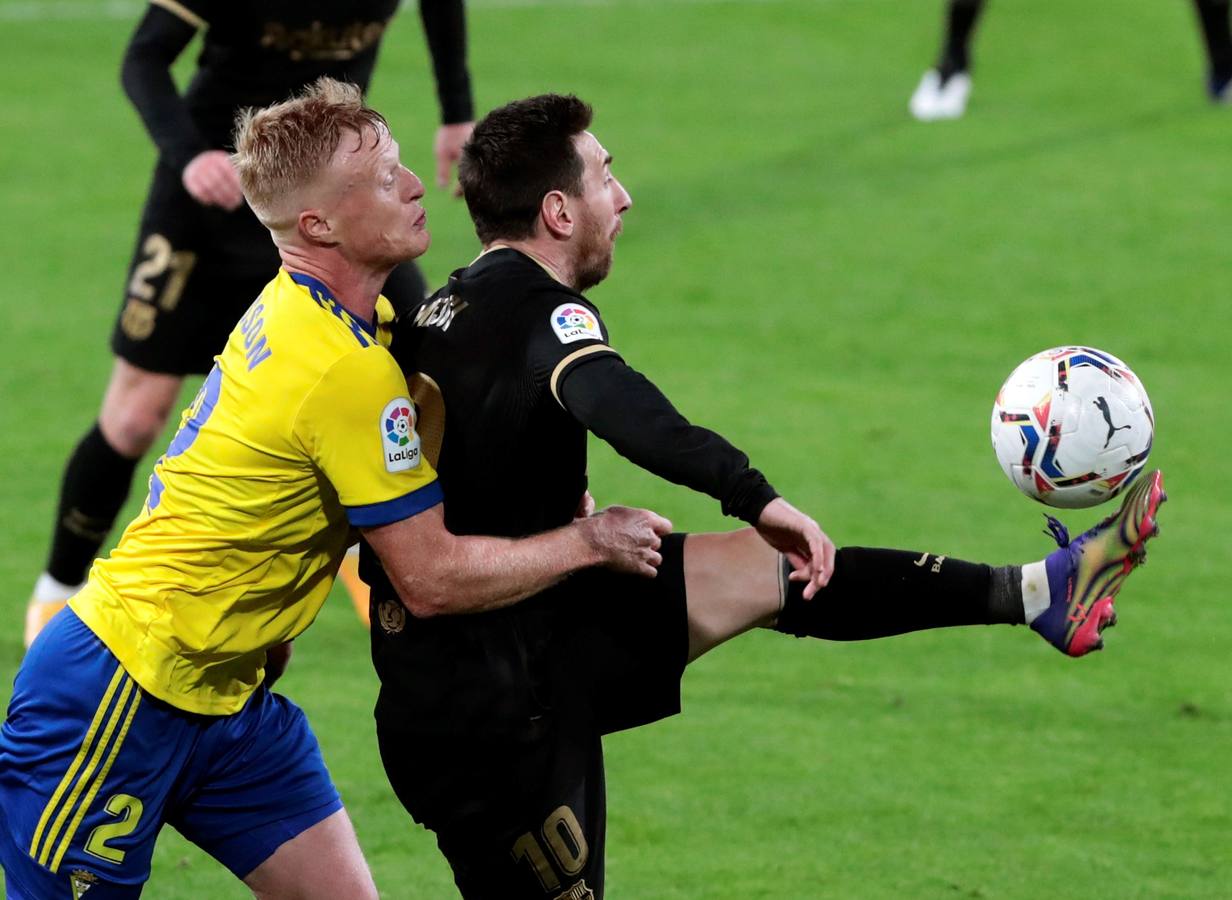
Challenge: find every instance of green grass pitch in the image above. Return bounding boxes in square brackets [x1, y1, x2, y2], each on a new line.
[2, 0, 1229, 896]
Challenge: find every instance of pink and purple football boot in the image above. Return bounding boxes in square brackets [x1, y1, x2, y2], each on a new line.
[1032, 469, 1166, 656]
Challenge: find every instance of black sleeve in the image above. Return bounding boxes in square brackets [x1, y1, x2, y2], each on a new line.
[558, 353, 779, 524]
[418, 0, 474, 124]
[120, 4, 211, 173]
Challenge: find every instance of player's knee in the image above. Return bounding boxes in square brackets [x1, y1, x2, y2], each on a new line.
[99, 365, 182, 456]
[99, 403, 171, 457]
[682, 530, 783, 660]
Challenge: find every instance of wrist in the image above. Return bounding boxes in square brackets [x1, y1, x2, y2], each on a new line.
[742, 483, 781, 526]
[569, 516, 606, 568]
[170, 141, 212, 176]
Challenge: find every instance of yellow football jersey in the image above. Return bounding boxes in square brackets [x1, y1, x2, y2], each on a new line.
[71, 270, 441, 715]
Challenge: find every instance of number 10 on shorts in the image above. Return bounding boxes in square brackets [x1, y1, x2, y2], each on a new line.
[510, 804, 589, 895]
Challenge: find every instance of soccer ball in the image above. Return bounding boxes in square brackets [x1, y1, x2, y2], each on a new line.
[991, 346, 1153, 508]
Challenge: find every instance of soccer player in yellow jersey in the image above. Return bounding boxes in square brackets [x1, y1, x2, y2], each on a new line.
[0, 79, 670, 899]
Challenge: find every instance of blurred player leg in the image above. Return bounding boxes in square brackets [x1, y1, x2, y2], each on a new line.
[1193, 0, 1232, 100]
[25, 360, 181, 647]
[25, 149, 285, 648]
[910, 0, 986, 121]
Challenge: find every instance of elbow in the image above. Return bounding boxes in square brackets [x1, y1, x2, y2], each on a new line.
[119, 50, 148, 104]
[119, 55, 136, 100]
[402, 593, 447, 619]
[393, 576, 453, 619]
[120, 41, 167, 102]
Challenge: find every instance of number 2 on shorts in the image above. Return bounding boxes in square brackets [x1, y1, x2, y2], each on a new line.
[84, 794, 144, 865]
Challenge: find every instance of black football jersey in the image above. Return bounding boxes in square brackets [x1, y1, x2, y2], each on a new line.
[392, 248, 620, 538]
[366, 248, 620, 735]
[154, 0, 399, 146]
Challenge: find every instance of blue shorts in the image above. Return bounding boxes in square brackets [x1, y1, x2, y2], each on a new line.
[0, 608, 342, 898]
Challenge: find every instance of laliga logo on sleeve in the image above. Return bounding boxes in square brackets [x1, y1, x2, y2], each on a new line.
[381, 397, 421, 472]
[550, 303, 603, 344]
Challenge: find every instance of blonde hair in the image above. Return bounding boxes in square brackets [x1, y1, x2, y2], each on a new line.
[232, 77, 389, 227]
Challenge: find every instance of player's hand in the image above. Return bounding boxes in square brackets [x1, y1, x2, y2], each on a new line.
[574, 490, 596, 519]
[182, 150, 245, 210]
[581, 505, 672, 578]
[433, 122, 474, 197]
[754, 497, 835, 599]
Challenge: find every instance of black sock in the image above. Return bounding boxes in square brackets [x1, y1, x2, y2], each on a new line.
[938, 0, 987, 79]
[1194, 0, 1232, 79]
[775, 547, 1023, 641]
[46, 424, 141, 586]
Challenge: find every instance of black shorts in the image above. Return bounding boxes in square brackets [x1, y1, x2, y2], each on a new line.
[110, 163, 427, 375]
[372, 533, 690, 900]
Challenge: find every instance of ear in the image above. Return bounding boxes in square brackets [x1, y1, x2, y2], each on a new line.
[539, 190, 574, 241]
[298, 209, 338, 247]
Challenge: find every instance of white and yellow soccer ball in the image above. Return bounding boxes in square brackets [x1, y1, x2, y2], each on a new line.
[991, 346, 1154, 508]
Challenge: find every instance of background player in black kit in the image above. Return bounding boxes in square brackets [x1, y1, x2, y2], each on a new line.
[25, 0, 476, 644]
[364, 95, 1165, 898]
[910, 0, 1232, 120]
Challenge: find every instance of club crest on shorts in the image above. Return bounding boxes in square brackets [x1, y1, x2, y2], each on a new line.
[552, 880, 595, 900]
[550, 304, 602, 344]
[70, 869, 99, 898]
[378, 598, 406, 634]
[380, 397, 421, 472]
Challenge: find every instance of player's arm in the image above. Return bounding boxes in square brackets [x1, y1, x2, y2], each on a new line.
[362, 503, 670, 618]
[557, 354, 835, 594]
[417, 0, 475, 190]
[558, 353, 776, 520]
[301, 347, 669, 617]
[120, 3, 209, 174]
[121, 2, 242, 208]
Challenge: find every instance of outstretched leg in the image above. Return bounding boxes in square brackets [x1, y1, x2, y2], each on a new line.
[683, 531, 1020, 662]
[684, 470, 1165, 661]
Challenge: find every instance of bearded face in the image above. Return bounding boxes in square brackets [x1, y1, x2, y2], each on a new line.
[568, 131, 629, 292]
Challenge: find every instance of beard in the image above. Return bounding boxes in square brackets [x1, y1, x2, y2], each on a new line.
[573, 213, 615, 291]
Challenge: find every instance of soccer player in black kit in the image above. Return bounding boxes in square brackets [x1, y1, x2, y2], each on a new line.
[25, 0, 475, 644]
[365, 95, 1166, 898]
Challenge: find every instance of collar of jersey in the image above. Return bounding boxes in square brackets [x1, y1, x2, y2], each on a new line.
[288, 272, 377, 338]
[476, 244, 563, 284]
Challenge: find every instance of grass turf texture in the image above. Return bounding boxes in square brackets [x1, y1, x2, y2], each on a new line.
[1, 0, 1229, 896]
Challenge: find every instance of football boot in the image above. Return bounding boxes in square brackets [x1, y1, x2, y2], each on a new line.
[1031, 469, 1166, 656]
